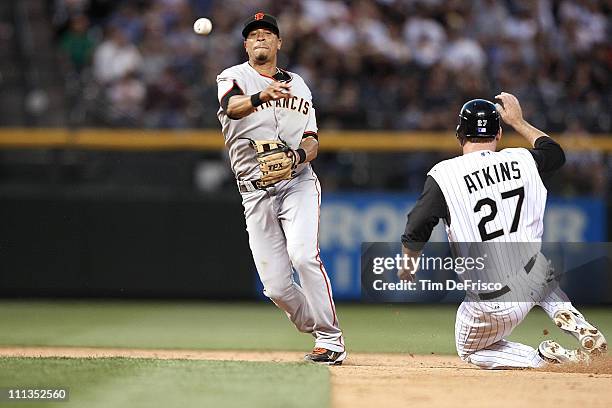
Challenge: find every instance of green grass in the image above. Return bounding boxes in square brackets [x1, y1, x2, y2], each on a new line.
[0, 357, 328, 408]
[0, 300, 609, 354]
[0, 301, 610, 408]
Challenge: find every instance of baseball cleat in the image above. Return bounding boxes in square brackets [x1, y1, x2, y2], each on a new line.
[553, 310, 607, 355]
[303, 348, 347, 365]
[538, 340, 588, 364]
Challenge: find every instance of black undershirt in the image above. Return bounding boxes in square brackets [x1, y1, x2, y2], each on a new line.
[401, 176, 450, 251]
[220, 81, 243, 113]
[527, 136, 566, 176]
[401, 136, 565, 250]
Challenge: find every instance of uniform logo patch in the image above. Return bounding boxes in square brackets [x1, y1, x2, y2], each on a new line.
[255, 12, 265, 20]
[478, 127, 487, 133]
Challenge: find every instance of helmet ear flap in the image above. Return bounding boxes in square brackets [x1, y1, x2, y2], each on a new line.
[456, 122, 467, 146]
[456, 122, 465, 139]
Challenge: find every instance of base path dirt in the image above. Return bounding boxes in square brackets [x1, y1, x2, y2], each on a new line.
[1, 347, 610, 408]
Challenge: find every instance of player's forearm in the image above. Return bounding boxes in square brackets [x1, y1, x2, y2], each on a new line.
[226, 95, 256, 119]
[297, 137, 318, 163]
[398, 245, 421, 280]
[402, 245, 423, 268]
[402, 245, 421, 265]
[512, 119, 549, 147]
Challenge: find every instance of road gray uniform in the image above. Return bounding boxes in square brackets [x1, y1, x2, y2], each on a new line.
[216, 62, 344, 352]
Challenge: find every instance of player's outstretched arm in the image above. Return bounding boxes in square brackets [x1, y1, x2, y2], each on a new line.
[226, 81, 292, 119]
[398, 176, 449, 281]
[494, 92, 548, 147]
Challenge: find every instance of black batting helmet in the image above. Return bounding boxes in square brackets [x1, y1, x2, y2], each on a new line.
[456, 99, 500, 140]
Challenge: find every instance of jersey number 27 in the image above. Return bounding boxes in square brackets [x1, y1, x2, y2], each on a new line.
[473, 187, 525, 241]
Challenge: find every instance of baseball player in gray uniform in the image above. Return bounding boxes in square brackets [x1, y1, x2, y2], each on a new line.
[216, 12, 345, 365]
[399, 93, 606, 369]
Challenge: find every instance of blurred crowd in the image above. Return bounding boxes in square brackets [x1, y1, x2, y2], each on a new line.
[53, 0, 610, 132]
[46, 0, 611, 195]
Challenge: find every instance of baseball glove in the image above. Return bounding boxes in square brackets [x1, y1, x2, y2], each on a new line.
[251, 139, 295, 187]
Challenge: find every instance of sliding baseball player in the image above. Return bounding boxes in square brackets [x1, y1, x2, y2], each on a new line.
[399, 93, 606, 369]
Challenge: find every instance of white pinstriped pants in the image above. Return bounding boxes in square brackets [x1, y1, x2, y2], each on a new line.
[455, 286, 579, 369]
[240, 167, 344, 352]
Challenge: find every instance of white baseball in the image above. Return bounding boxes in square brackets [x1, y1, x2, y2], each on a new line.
[193, 18, 212, 35]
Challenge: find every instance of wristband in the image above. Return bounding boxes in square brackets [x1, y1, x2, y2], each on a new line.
[295, 148, 307, 164]
[250, 92, 263, 107]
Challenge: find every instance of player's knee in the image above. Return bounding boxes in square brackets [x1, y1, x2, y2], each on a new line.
[287, 245, 316, 272]
[262, 281, 294, 302]
[456, 345, 471, 360]
[462, 354, 495, 370]
[456, 348, 470, 361]
[456, 345, 498, 370]
[455, 341, 471, 360]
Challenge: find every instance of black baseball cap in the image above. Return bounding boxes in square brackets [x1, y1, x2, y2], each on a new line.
[242, 12, 280, 38]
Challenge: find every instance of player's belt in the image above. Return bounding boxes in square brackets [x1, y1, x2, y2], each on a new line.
[237, 179, 264, 192]
[477, 254, 538, 301]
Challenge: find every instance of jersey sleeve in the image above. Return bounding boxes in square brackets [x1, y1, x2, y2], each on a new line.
[304, 104, 318, 138]
[528, 136, 566, 174]
[401, 175, 450, 251]
[303, 82, 318, 137]
[216, 68, 245, 111]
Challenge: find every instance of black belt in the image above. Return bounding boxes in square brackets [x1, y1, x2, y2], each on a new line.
[478, 254, 537, 301]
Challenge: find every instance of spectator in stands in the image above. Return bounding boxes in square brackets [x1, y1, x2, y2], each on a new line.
[58, 0, 612, 139]
[402, 8, 447, 67]
[106, 71, 146, 127]
[93, 26, 142, 84]
[59, 14, 94, 73]
[108, 2, 145, 43]
[145, 67, 188, 129]
[65, 0, 610, 135]
[441, 25, 487, 73]
[45, 0, 610, 195]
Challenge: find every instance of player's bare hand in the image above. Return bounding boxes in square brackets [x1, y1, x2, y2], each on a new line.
[495, 92, 524, 128]
[397, 266, 415, 282]
[260, 82, 292, 102]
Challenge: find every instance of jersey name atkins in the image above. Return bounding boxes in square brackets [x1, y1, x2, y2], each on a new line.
[428, 148, 547, 244]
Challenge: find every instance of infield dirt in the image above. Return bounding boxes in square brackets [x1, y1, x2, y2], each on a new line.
[1, 347, 610, 408]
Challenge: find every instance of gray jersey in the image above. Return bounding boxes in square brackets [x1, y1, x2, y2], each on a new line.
[217, 62, 318, 180]
[217, 62, 344, 353]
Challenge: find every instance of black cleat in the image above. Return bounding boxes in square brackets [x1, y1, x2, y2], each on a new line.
[303, 348, 347, 365]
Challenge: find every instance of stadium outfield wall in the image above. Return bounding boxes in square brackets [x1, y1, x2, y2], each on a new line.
[0, 128, 609, 300]
[0, 189, 608, 301]
[0, 128, 611, 152]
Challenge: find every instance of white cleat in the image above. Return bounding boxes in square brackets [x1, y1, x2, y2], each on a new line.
[553, 310, 608, 355]
[538, 340, 589, 364]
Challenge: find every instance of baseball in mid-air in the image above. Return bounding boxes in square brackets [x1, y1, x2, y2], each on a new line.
[193, 18, 212, 35]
